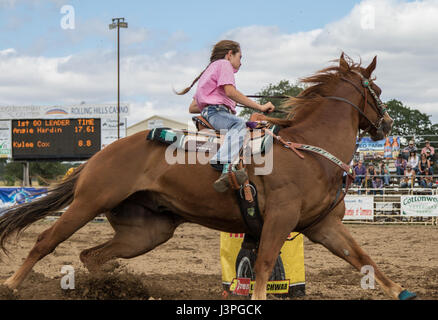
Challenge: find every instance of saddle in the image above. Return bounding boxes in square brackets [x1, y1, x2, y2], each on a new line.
[147, 114, 280, 160]
[146, 113, 278, 239]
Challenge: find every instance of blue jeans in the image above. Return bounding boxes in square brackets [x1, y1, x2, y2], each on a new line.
[201, 105, 247, 164]
[382, 174, 390, 185]
[396, 167, 405, 176]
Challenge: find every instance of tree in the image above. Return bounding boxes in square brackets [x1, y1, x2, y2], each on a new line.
[30, 162, 71, 185]
[238, 80, 304, 119]
[1, 160, 21, 186]
[386, 99, 438, 136]
[0, 161, 72, 186]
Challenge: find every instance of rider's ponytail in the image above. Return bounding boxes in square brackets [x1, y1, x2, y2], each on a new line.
[175, 40, 240, 95]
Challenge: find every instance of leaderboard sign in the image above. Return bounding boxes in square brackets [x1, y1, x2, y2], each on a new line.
[11, 118, 101, 160]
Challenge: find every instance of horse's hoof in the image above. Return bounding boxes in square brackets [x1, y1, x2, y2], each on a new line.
[398, 289, 417, 300]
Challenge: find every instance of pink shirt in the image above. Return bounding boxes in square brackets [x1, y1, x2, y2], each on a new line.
[194, 59, 237, 113]
[421, 146, 435, 156]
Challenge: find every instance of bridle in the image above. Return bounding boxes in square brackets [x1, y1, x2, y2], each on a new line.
[326, 70, 388, 134]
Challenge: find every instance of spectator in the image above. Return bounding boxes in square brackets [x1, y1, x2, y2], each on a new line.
[372, 176, 384, 195]
[402, 140, 417, 160]
[395, 154, 407, 177]
[418, 153, 431, 176]
[354, 160, 366, 187]
[401, 165, 415, 188]
[366, 163, 379, 188]
[425, 149, 435, 175]
[352, 159, 358, 168]
[407, 151, 419, 173]
[420, 171, 434, 188]
[421, 140, 435, 157]
[379, 162, 391, 186]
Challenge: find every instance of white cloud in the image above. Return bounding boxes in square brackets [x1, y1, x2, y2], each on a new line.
[314, 0, 438, 55]
[1, 0, 438, 127]
[223, 0, 438, 121]
[122, 28, 150, 46]
[0, 48, 17, 56]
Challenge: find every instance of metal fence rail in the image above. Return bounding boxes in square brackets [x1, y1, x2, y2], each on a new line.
[344, 187, 438, 226]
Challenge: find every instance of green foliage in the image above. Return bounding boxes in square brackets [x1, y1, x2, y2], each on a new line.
[0, 160, 21, 186]
[30, 162, 71, 185]
[238, 80, 304, 119]
[386, 99, 438, 136]
[0, 160, 72, 186]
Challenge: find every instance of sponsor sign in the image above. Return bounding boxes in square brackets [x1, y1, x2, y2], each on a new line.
[0, 104, 129, 120]
[101, 118, 127, 149]
[220, 232, 305, 297]
[344, 195, 374, 220]
[401, 195, 438, 217]
[0, 121, 11, 158]
[230, 278, 251, 296]
[230, 279, 290, 295]
[0, 187, 48, 214]
[357, 136, 400, 160]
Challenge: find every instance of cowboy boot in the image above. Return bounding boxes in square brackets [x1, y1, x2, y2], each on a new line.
[213, 164, 248, 193]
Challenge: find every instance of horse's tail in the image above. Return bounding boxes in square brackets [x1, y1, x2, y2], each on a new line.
[0, 164, 85, 254]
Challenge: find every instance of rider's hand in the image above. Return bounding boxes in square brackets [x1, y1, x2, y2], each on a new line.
[259, 102, 275, 113]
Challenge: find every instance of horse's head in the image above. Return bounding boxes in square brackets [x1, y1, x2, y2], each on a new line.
[340, 53, 393, 141]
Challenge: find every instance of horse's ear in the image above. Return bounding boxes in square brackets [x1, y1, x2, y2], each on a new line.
[364, 56, 377, 78]
[339, 52, 349, 70]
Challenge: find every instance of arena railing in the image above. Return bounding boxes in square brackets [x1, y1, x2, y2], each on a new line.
[344, 183, 438, 225]
[350, 174, 438, 189]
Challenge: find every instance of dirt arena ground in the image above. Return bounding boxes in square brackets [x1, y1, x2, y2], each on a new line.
[0, 220, 436, 300]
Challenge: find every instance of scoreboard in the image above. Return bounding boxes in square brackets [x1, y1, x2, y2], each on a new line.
[11, 118, 101, 160]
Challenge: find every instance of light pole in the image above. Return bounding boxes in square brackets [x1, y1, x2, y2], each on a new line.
[109, 17, 128, 140]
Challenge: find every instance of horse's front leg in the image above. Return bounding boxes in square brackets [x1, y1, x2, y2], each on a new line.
[304, 203, 416, 300]
[251, 188, 301, 300]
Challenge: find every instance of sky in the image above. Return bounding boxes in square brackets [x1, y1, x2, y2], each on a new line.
[0, 0, 437, 127]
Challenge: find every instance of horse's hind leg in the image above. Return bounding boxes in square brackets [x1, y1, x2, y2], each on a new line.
[305, 204, 415, 300]
[80, 209, 183, 272]
[4, 199, 101, 289]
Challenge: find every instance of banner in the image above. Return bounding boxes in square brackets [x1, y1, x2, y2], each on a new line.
[220, 232, 305, 298]
[344, 195, 374, 220]
[357, 136, 400, 160]
[0, 187, 48, 215]
[0, 104, 129, 120]
[101, 118, 127, 149]
[0, 121, 11, 158]
[401, 195, 438, 217]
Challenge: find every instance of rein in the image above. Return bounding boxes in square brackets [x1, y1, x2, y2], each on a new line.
[237, 95, 292, 114]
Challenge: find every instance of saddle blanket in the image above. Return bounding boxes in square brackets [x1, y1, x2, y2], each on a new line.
[146, 125, 280, 156]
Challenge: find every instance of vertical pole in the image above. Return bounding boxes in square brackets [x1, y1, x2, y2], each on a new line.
[117, 21, 120, 140]
[22, 162, 30, 187]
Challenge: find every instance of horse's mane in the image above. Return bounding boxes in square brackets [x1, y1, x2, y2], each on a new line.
[266, 54, 363, 127]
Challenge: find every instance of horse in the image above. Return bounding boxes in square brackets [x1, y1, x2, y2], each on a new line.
[0, 53, 416, 300]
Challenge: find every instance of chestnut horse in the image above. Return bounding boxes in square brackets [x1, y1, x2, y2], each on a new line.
[0, 53, 416, 300]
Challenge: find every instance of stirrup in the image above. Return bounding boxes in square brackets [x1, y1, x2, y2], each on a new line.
[213, 168, 248, 192]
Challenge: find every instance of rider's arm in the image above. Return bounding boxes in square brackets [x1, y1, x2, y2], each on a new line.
[223, 84, 275, 113]
[189, 99, 201, 114]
